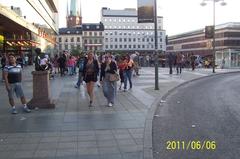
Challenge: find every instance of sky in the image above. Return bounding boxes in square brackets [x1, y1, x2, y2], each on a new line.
[58, 0, 240, 36]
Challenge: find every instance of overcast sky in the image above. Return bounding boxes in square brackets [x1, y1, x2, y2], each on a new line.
[58, 0, 240, 36]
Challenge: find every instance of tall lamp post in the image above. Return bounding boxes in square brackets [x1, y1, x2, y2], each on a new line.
[200, 0, 226, 73]
[154, 0, 159, 90]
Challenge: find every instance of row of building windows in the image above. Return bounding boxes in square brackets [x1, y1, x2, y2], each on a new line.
[84, 39, 103, 44]
[103, 18, 161, 24]
[105, 25, 162, 30]
[105, 44, 163, 49]
[105, 31, 163, 36]
[105, 38, 163, 43]
[59, 44, 81, 50]
[58, 37, 81, 43]
[83, 31, 103, 37]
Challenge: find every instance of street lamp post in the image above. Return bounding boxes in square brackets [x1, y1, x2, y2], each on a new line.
[200, 0, 226, 73]
[154, 0, 159, 90]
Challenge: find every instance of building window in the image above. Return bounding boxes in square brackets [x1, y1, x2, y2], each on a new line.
[110, 32, 113, 35]
[151, 38, 154, 42]
[58, 37, 62, 42]
[105, 38, 108, 42]
[142, 38, 145, 42]
[99, 39, 102, 43]
[119, 38, 122, 42]
[129, 45, 131, 48]
[142, 45, 145, 48]
[119, 32, 122, 35]
[119, 45, 122, 48]
[110, 38, 113, 42]
[115, 38, 118, 42]
[94, 39, 98, 43]
[65, 38, 68, 42]
[89, 39, 92, 44]
[138, 38, 141, 42]
[105, 32, 108, 36]
[128, 38, 131, 42]
[94, 32, 97, 36]
[124, 45, 127, 48]
[115, 45, 118, 49]
[89, 32, 92, 36]
[146, 38, 149, 42]
[84, 32, 87, 36]
[124, 33, 127, 36]
[110, 45, 113, 49]
[65, 45, 68, 50]
[77, 37, 80, 42]
[106, 45, 108, 49]
[99, 32, 102, 36]
[138, 45, 141, 48]
[159, 38, 162, 42]
[84, 39, 88, 43]
[71, 37, 74, 42]
[124, 38, 127, 42]
[133, 45, 136, 48]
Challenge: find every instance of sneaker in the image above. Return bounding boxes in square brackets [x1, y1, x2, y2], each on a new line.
[11, 108, 18, 114]
[74, 85, 79, 89]
[23, 107, 31, 113]
[108, 103, 113, 107]
[123, 89, 127, 92]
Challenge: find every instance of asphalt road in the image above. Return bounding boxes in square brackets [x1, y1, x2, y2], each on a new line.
[153, 73, 240, 159]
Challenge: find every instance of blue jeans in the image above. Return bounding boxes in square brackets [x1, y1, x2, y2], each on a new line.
[76, 72, 83, 87]
[123, 69, 133, 89]
[68, 66, 74, 75]
[102, 80, 117, 104]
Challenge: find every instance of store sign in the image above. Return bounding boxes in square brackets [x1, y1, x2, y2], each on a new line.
[138, 0, 154, 23]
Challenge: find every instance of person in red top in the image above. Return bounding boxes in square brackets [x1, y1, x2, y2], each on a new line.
[117, 57, 125, 90]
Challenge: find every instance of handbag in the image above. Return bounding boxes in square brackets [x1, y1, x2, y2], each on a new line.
[109, 72, 120, 82]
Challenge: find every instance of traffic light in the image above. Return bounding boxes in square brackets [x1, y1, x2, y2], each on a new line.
[205, 26, 214, 39]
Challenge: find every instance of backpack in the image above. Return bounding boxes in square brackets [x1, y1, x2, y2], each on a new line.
[78, 59, 84, 72]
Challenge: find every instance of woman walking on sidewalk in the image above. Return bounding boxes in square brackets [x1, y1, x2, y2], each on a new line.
[100, 55, 118, 107]
[83, 51, 99, 106]
[123, 55, 134, 91]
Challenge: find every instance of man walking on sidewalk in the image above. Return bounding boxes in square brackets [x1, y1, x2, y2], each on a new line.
[3, 54, 31, 114]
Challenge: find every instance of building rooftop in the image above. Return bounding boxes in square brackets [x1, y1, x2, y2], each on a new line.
[59, 27, 82, 35]
[82, 23, 104, 31]
[169, 22, 240, 40]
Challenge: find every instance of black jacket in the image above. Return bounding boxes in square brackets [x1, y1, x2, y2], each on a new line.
[82, 59, 99, 78]
[100, 61, 117, 81]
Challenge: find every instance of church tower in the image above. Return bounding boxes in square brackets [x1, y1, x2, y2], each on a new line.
[66, 0, 82, 28]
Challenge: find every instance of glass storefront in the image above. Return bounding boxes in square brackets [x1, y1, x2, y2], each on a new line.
[216, 49, 240, 68]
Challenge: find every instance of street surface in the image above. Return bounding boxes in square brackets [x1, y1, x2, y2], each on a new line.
[0, 66, 238, 159]
[153, 73, 240, 159]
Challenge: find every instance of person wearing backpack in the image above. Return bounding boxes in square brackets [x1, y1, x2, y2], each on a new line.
[75, 55, 86, 88]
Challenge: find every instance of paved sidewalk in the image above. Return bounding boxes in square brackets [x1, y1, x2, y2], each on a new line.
[0, 66, 237, 159]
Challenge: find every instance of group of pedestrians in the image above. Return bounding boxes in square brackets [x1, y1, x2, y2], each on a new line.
[74, 51, 136, 107]
[168, 52, 197, 74]
[1, 49, 138, 114]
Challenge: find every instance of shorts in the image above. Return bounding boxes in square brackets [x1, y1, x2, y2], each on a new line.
[7, 83, 25, 99]
[84, 74, 97, 83]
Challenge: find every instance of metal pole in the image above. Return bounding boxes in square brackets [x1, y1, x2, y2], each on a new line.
[212, 0, 216, 73]
[154, 0, 159, 90]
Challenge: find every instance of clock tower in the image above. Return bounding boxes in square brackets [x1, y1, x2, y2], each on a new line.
[66, 0, 82, 28]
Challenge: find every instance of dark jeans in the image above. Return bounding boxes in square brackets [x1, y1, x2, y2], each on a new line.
[123, 69, 133, 89]
[76, 72, 83, 87]
[176, 63, 182, 74]
[60, 66, 65, 76]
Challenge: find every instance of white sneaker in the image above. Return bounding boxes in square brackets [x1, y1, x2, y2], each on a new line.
[108, 103, 113, 107]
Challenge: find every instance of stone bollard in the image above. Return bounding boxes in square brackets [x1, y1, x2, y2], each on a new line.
[27, 71, 55, 109]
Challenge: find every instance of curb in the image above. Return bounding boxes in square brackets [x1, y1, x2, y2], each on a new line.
[143, 70, 240, 159]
